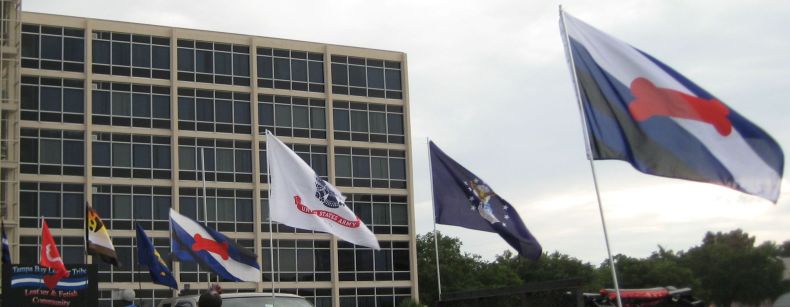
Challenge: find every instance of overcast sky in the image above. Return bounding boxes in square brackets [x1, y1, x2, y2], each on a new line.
[25, 0, 790, 265]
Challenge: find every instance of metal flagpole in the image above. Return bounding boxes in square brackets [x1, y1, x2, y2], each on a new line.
[133, 219, 142, 303]
[427, 138, 443, 302]
[264, 131, 276, 304]
[559, 6, 624, 307]
[200, 147, 210, 288]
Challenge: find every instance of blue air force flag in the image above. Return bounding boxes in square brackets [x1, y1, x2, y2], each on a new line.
[135, 223, 178, 289]
[169, 209, 261, 282]
[560, 10, 783, 202]
[429, 141, 542, 260]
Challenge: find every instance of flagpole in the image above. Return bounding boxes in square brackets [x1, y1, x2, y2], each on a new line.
[559, 6, 624, 307]
[200, 146, 210, 288]
[133, 220, 142, 304]
[427, 138, 443, 302]
[264, 131, 276, 303]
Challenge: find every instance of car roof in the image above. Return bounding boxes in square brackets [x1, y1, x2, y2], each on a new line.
[162, 292, 304, 301]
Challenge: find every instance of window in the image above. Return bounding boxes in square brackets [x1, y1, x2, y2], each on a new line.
[259, 142, 327, 183]
[338, 287, 412, 307]
[262, 240, 330, 282]
[335, 147, 406, 189]
[179, 188, 253, 233]
[21, 76, 84, 123]
[178, 88, 251, 134]
[20, 182, 84, 229]
[92, 31, 170, 79]
[346, 194, 409, 235]
[92, 132, 171, 179]
[92, 82, 171, 129]
[21, 24, 84, 72]
[333, 101, 405, 143]
[92, 185, 172, 231]
[331, 56, 402, 99]
[259, 95, 326, 139]
[257, 48, 324, 92]
[178, 138, 252, 183]
[177, 40, 250, 86]
[338, 241, 410, 282]
[20, 128, 84, 176]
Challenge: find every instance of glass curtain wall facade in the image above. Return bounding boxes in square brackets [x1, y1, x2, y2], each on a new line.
[5, 12, 415, 307]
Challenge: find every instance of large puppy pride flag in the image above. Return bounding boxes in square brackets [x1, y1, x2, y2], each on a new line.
[170, 209, 260, 282]
[266, 131, 379, 249]
[560, 10, 784, 202]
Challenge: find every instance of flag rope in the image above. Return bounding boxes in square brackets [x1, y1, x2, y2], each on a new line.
[559, 6, 624, 307]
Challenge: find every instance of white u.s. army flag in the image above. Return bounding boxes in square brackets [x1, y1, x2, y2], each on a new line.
[266, 131, 379, 250]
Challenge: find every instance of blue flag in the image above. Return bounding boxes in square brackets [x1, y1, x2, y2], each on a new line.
[561, 11, 783, 202]
[2, 221, 10, 264]
[429, 141, 542, 260]
[135, 223, 178, 289]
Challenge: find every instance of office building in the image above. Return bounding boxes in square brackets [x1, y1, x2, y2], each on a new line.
[0, 1, 417, 306]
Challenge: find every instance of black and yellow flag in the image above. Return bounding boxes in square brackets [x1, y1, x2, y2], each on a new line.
[86, 204, 119, 267]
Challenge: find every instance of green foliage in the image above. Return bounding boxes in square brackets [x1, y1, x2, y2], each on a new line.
[682, 229, 788, 306]
[417, 229, 789, 306]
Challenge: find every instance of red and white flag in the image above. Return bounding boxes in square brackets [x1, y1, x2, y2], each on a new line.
[40, 220, 70, 289]
[266, 131, 379, 249]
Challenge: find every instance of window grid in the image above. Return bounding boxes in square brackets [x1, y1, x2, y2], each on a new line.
[177, 39, 250, 86]
[19, 235, 85, 266]
[262, 239, 331, 282]
[178, 88, 251, 134]
[339, 287, 412, 307]
[257, 48, 325, 93]
[259, 142, 327, 183]
[334, 147, 407, 189]
[92, 185, 172, 231]
[96, 236, 171, 284]
[20, 128, 84, 176]
[338, 241, 410, 282]
[92, 30, 170, 79]
[21, 24, 84, 72]
[92, 81, 172, 129]
[178, 138, 253, 183]
[92, 132, 171, 179]
[331, 56, 402, 99]
[99, 289, 173, 307]
[19, 182, 84, 229]
[21, 76, 84, 124]
[347, 194, 409, 235]
[333, 101, 405, 144]
[178, 188, 254, 233]
[259, 94, 327, 139]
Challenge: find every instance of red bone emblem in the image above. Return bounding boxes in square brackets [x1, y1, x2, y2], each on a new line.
[192, 234, 229, 260]
[628, 77, 732, 136]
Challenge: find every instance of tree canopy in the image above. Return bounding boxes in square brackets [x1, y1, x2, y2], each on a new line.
[416, 229, 789, 306]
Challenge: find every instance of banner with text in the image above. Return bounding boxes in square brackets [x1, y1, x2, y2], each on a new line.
[2, 264, 98, 307]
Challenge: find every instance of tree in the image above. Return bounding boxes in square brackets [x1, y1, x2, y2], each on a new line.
[596, 249, 698, 290]
[494, 250, 598, 290]
[779, 240, 790, 257]
[416, 232, 518, 306]
[681, 229, 788, 306]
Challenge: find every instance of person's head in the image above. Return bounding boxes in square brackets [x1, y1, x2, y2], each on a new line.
[197, 292, 222, 307]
